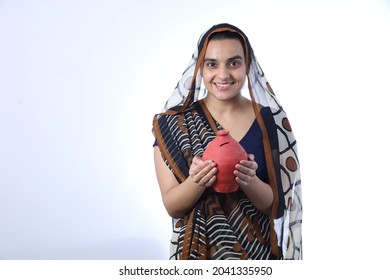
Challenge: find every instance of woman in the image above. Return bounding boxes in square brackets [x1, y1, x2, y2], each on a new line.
[152, 23, 302, 260]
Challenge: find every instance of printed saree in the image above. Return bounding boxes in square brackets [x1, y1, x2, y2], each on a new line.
[152, 23, 302, 260]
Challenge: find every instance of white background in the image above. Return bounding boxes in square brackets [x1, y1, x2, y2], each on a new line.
[1, 0, 390, 276]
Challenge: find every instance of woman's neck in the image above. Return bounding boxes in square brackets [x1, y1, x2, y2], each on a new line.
[201, 93, 255, 141]
[203, 93, 249, 117]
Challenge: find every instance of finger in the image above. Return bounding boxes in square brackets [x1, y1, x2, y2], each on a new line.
[204, 174, 217, 188]
[191, 163, 217, 185]
[198, 167, 217, 186]
[190, 159, 214, 175]
[235, 163, 257, 176]
[239, 159, 258, 169]
[247, 154, 255, 161]
[192, 156, 205, 165]
[234, 169, 254, 183]
[235, 175, 252, 187]
[235, 176, 246, 186]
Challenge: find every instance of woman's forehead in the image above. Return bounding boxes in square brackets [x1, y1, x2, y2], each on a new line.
[204, 39, 245, 58]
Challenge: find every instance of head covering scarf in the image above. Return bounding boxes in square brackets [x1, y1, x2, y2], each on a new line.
[153, 23, 302, 260]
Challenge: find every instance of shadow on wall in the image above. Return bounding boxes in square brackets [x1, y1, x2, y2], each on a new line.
[73, 237, 168, 260]
[0, 237, 168, 260]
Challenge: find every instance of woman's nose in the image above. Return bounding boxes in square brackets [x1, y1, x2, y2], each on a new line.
[217, 66, 230, 79]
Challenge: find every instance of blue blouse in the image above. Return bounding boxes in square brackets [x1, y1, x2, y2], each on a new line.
[239, 120, 268, 183]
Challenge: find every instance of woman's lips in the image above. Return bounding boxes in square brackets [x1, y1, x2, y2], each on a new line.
[214, 82, 234, 90]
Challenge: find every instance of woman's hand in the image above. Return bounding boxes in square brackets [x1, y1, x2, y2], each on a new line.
[234, 154, 258, 187]
[189, 156, 217, 188]
[234, 154, 273, 214]
[154, 147, 218, 218]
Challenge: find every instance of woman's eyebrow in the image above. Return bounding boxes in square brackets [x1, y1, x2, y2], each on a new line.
[203, 55, 243, 62]
[203, 58, 217, 63]
[228, 55, 243, 61]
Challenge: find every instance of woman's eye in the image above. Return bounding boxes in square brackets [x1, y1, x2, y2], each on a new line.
[207, 62, 216, 68]
[230, 61, 241, 67]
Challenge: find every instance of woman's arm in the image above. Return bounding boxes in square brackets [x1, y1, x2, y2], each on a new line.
[234, 154, 274, 215]
[153, 146, 217, 218]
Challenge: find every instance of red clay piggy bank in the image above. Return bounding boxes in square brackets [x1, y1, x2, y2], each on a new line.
[202, 129, 247, 193]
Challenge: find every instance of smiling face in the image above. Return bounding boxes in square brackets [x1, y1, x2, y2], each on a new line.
[201, 38, 247, 102]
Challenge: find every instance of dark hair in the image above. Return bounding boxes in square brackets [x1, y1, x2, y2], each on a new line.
[209, 31, 246, 59]
[209, 31, 245, 48]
